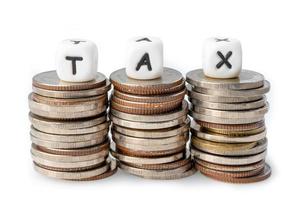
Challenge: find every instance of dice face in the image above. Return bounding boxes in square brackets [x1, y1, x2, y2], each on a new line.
[202, 37, 242, 79]
[124, 37, 163, 80]
[55, 39, 98, 82]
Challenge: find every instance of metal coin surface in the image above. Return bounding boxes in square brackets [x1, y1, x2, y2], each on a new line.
[33, 70, 107, 91]
[110, 67, 184, 95]
[186, 69, 265, 90]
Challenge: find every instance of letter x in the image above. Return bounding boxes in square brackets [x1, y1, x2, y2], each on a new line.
[216, 51, 232, 69]
[136, 53, 152, 71]
[65, 56, 83, 75]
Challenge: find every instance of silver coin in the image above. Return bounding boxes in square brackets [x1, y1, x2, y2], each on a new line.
[187, 85, 263, 103]
[29, 93, 107, 112]
[110, 114, 187, 130]
[112, 118, 190, 139]
[30, 105, 107, 119]
[189, 111, 264, 124]
[192, 80, 270, 97]
[110, 67, 183, 90]
[191, 104, 269, 119]
[186, 69, 265, 90]
[31, 120, 110, 135]
[112, 130, 188, 146]
[192, 138, 267, 156]
[32, 80, 111, 98]
[30, 126, 109, 142]
[31, 145, 108, 162]
[32, 70, 107, 91]
[192, 150, 267, 165]
[32, 154, 106, 169]
[110, 100, 188, 122]
[119, 162, 194, 180]
[111, 151, 184, 165]
[189, 97, 266, 111]
[31, 134, 107, 149]
[29, 112, 107, 130]
[114, 139, 187, 151]
[34, 160, 112, 180]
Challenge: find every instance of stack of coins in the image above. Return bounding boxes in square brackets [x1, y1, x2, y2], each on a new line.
[186, 69, 271, 183]
[28, 71, 117, 181]
[109, 67, 195, 179]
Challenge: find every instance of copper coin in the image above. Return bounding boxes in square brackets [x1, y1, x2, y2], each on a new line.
[196, 120, 265, 132]
[111, 98, 182, 115]
[33, 71, 107, 91]
[199, 163, 271, 184]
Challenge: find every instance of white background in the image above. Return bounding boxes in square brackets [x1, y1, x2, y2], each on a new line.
[0, 0, 298, 199]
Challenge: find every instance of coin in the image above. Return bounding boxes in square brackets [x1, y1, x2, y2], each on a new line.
[192, 137, 257, 152]
[30, 126, 109, 142]
[114, 139, 187, 152]
[110, 114, 187, 130]
[186, 69, 265, 90]
[111, 151, 184, 165]
[196, 120, 265, 131]
[29, 93, 107, 112]
[191, 104, 269, 119]
[33, 160, 112, 180]
[32, 92, 107, 106]
[110, 100, 188, 122]
[195, 163, 264, 178]
[32, 154, 106, 169]
[33, 141, 109, 156]
[112, 95, 182, 109]
[115, 143, 186, 157]
[110, 68, 184, 95]
[192, 138, 267, 156]
[31, 144, 108, 162]
[198, 163, 271, 184]
[111, 98, 182, 115]
[29, 112, 107, 130]
[192, 80, 270, 97]
[112, 130, 188, 146]
[189, 97, 267, 111]
[118, 161, 194, 180]
[187, 85, 263, 103]
[189, 111, 264, 124]
[195, 159, 265, 172]
[32, 80, 111, 98]
[31, 134, 107, 149]
[191, 128, 267, 143]
[30, 104, 107, 119]
[127, 155, 191, 170]
[192, 150, 266, 165]
[113, 88, 186, 103]
[112, 118, 190, 139]
[33, 71, 107, 91]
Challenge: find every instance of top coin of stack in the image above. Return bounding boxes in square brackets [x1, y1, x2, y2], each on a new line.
[28, 39, 117, 181]
[109, 37, 195, 179]
[186, 37, 271, 183]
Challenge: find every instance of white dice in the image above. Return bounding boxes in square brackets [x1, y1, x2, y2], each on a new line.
[124, 37, 163, 80]
[202, 37, 242, 79]
[55, 39, 98, 82]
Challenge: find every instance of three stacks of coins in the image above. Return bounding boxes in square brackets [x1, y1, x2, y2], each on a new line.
[186, 69, 271, 183]
[109, 68, 196, 179]
[28, 71, 117, 181]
